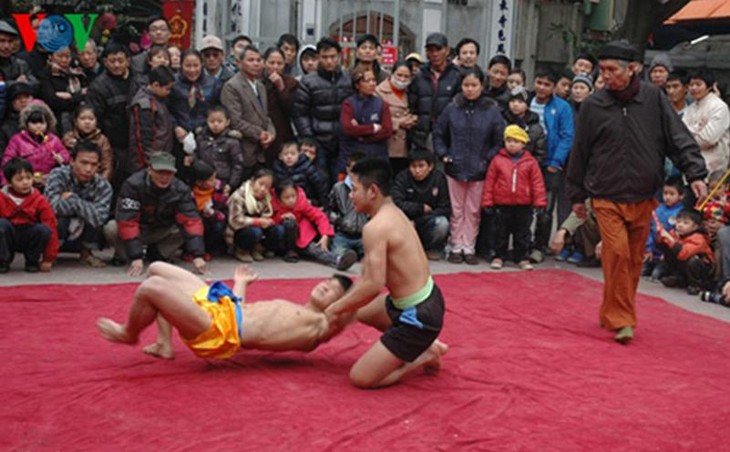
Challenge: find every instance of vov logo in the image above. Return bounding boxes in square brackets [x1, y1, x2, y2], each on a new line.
[12, 13, 98, 53]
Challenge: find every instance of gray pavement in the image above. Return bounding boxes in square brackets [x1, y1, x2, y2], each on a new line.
[3, 249, 730, 324]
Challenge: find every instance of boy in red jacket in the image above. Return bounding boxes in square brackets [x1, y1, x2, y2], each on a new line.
[0, 158, 59, 273]
[656, 208, 715, 295]
[482, 125, 547, 270]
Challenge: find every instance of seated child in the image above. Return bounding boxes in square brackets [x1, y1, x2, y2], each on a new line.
[656, 208, 716, 295]
[1, 102, 69, 188]
[272, 178, 358, 270]
[0, 158, 59, 273]
[191, 160, 228, 258]
[392, 149, 451, 261]
[550, 199, 602, 267]
[482, 125, 546, 271]
[327, 151, 368, 257]
[272, 141, 328, 208]
[226, 168, 287, 263]
[194, 105, 244, 193]
[643, 176, 685, 280]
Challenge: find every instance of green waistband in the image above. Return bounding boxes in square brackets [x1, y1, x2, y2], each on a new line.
[392, 276, 434, 310]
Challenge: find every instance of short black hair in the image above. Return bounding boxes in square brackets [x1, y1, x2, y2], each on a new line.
[461, 67, 485, 84]
[534, 68, 558, 84]
[332, 273, 354, 292]
[232, 35, 252, 47]
[279, 141, 299, 154]
[192, 159, 215, 182]
[72, 140, 101, 160]
[351, 157, 393, 196]
[277, 33, 300, 50]
[408, 149, 435, 165]
[149, 66, 175, 86]
[238, 44, 261, 60]
[559, 67, 574, 82]
[689, 68, 716, 89]
[251, 167, 274, 182]
[274, 178, 296, 197]
[677, 208, 702, 226]
[299, 138, 318, 149]
[667, 70, 689, 85]
[263, 46, 284, 61]
[663, 175, 684, 193]
[356, 34, 378, 48]
[574, 52, 597, 69]
[317, 37, 341, 54]
[3, 158, 33, 181]
[101, 42, 131, 59]
[146, 15, 170, 31]
[488, 54, 512, 71]
[207, 104, 230, 119]
[455, 38, 480, 57]
[348, 151, 366, 165]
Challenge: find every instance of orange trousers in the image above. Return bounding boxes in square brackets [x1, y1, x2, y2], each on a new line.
[592, 198, 658, 330]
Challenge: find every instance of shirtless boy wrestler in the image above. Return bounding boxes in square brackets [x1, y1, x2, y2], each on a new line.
[325, 158, 448, 388]
[97, 262, 354, 359]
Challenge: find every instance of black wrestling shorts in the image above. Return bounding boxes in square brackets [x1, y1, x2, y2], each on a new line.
[380, 282, 445, 362]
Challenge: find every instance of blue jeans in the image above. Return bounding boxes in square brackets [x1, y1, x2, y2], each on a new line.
[233, 225, 288, 254]
[414, 215, 449, 251]
[331, 232, 364, 257]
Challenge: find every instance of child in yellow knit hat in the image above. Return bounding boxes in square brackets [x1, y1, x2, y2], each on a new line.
[481, 125, 547, 270]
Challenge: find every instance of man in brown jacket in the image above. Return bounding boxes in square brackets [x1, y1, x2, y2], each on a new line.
[221, 45, 276, 181]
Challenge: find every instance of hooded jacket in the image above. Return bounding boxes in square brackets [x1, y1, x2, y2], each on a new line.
[271, 186, 334, 249]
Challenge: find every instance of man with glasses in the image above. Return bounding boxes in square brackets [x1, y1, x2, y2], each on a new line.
[131, 16, 171, 76]
[200, 35, 234, 83]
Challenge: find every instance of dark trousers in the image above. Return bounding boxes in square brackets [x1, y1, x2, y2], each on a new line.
[476, 208, 498, 257]
[495, 205, 533, 263]
[658, 242, 715, 290]
[0, 219, 51, 265]
[57, 217, 104, 251]
[234, 224, 290, 255]
[534, 171, 569, 250]
[202, 217, 227, 254]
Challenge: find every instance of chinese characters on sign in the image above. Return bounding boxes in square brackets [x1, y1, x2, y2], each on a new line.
[490, 0, 514, 58]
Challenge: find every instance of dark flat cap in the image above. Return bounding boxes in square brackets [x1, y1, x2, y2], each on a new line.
[425, 33, 448, 48]
[597, 40, 641, 62]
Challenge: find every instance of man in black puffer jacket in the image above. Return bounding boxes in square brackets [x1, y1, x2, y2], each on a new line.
[292, 37, 353, 184]
[407, 33, 462, 152]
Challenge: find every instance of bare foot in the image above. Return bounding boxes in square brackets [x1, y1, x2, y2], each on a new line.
[423, 341, 447, 375]
[432, 339, 449, 356]
[97, 318, 137, 344]
[143, 341, 175, 359]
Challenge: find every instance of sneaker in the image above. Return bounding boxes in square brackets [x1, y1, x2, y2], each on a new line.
[0, 261, 9, 273]
[426, 250, 442, 261]
[529, 249, 544, 264]
[518, 260, 534, 271]
[109, 255, 127, 267]
[24, 263, 40, 273]
[490, 258, 503, 270]
[251, 250, 265, 261]
[283, 250, 300, 263]
[235, 250, 254, 263]
[555, 249, 571, 262]
[567, 251, 585, 264]
[464, 253, 480, 265]
[447, 252, 464, 264]
[614, 326, 634, 344]
[336, 249, 358, 271]
[660, 275, 680, 288]
[686, 285, 701, 296]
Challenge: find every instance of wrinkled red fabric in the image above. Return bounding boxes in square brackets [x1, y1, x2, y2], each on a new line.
[2, 270, 730, 450]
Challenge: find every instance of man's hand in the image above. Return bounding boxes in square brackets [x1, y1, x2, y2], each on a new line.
[61, 191, 74, 200]
[317, 235, 330, 251]
[175, 127, 188, 142]
[192, 257, 208, 275]
[549, 229, 567, 255]
[691, 180, 708, 201]
[56, 92, 72, 100]
[572, 203, 587, 220]
[40, 261, 53, 272]
[234, 264, 258, 286]
[260, 131, 275, 148]
[128, 259, 144, 276]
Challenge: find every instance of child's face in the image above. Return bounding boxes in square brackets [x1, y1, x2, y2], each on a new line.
[196, 173, 217, 191]
[280, 146, 299, 167]
[75, 109, 97, 134]
[150, 81, 174, 98]
[27, 120, 47, 135]
[300, 144, 317, 162]
[207, 111, 229, 135]
[252, 175, 273, 200]
[662, 185, 683, 207]
[504, 137, 525, 155]
[12, 93, 32, 113]
[10, 170, 33, 194]
[508, 99, 528, 116]
[409, 159, 434, 182]
[506, 73, 524, 91]
[704, 218, 722, 236]
[675, 217, 698, 236]
[279, 186, 298, 208]
[149, 52, 170, 69]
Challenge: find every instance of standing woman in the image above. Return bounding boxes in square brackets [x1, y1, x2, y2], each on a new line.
[434, 68, 505, 265]
[168, 49, 222, 165]
[339, 64, 393, 176]
[262, 46, 298, 166]
[375, 60, 418, 176]
[39, 46, 88, 135]
[485, 54, 512, 110]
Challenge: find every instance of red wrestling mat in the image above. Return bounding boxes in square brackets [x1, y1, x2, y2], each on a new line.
[2, 271, 730, 450]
